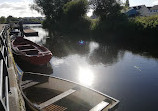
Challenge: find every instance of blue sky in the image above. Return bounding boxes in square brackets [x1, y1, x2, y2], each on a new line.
[0, 0, 158, 17]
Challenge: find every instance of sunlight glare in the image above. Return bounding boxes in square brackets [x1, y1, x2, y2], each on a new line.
[89, 41, 99, 54]
[87, 9, 93, 17]
[78, 67, 94, 86]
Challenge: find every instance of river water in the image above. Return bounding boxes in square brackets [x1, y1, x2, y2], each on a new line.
[21, 24, 158, 111]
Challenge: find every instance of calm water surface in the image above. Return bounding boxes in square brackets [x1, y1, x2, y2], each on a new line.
[22, 24, 158, 111]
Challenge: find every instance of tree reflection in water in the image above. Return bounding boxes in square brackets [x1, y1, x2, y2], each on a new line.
[45, 35, 125, 66]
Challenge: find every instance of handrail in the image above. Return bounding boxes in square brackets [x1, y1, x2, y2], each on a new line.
[0, 25, 10, 111]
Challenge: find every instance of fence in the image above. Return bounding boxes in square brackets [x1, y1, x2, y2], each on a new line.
[0, 25, 10, 111]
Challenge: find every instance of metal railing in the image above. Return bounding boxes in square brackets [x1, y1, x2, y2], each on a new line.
[0, 25, 10, 111]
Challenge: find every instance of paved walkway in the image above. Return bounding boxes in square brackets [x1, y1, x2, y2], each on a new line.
[0, 23, 26, 111]
[0, 24, 5, 32]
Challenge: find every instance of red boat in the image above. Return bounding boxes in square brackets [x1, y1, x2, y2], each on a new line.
[11, 37, 52, 65]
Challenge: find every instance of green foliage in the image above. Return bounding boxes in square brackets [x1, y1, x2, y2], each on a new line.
[63, 0, 88, 22]
[134, 15, 158, 28]
[122, 0, 130, 12]
[32, 0, 70, 26]
[33, 0, 90, 35]
[6, 16, 18, 23]
[91, 0, 122, 20]
[91, 14, 158, 46]
[90, 18, 99, 30]
[61, 0, 90, 34]
[57, 16, 91, 35]
[0, 16, 6, 24]
[32, 0, 158, 46]
[125, 0, 129, 8]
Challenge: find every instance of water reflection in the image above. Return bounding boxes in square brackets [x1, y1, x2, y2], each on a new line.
[14, 54, 53, 74]
[45, 37, 89, 58]
[89, 42, 99, 54]
[24, 25, 122, 66]
[20, 25, 158, 111]
[51, 59, 64, 67]
[88, 45, 124, 66]
[78, 66, 94, 86]
[23, 24, 48, 45]
[45, 36, 122, 66]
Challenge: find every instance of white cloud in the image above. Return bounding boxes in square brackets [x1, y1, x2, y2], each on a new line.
[0, 1, 43, 17]
[0, 3, 12, 9]
[152, 0, 158, 5]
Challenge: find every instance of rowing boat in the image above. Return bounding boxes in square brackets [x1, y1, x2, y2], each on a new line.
[20, 72, 120, 111]
[11, 37, 52, 65]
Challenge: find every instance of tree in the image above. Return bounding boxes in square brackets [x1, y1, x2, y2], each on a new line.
[125, 0, 129, 8]
[90, 0, 122, 20]
[0, 16, 6, 24]
[31, 0, 71, 27]
[63, 0, 88, 22]
[6, 16, 13, 23]
[6, 16, 18, 23]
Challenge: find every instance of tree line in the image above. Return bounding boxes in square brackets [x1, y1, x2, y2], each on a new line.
[0, 16, 18, 24]
[0, 16, 43, 24]
[31, 0, 158, 46]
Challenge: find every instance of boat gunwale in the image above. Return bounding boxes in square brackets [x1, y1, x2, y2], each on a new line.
[19, 72, 120, 111]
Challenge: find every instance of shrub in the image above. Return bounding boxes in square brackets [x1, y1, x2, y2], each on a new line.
[134, 15, 158, 28]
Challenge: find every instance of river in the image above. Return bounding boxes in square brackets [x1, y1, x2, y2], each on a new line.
[20, 24, 158, 111]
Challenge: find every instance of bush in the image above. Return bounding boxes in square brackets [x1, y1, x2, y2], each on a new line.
[0, 16, 6, 24]
[134, 15, 158, 28]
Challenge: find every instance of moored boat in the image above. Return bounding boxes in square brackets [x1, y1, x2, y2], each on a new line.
[20, 72, 120, 111]
[11, 37, 52, 65]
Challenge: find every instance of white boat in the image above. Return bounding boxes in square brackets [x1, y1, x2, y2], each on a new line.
[20, 72, 119, 111]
